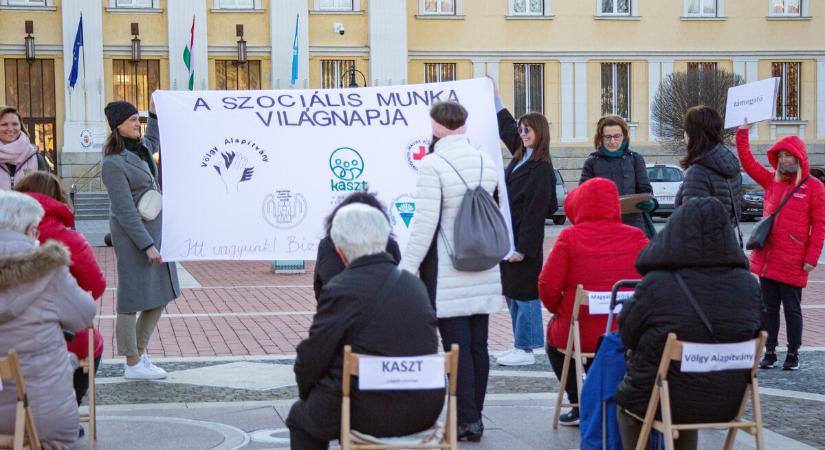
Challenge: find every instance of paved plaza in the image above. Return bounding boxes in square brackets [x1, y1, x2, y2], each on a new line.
[75, 220, 825, 449]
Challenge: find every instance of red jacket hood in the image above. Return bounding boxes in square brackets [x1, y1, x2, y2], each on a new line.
[565, 177, 622, 225]
[25, 192, 75, 230]
[767, 135, 809, 177]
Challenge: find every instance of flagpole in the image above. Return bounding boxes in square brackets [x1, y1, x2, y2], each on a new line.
[81, 13, 88, 128]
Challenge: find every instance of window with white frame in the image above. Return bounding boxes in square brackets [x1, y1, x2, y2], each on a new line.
[216, 0, 255, 9]
[511, 0, 545, 15]
[321, 59, 356, 89]
[421, 0, 456, 15]
[685, 0, 718, 16]
[6, 0, 48, 6]
[601, 62, 631, 120]
[513, 64, 544, 117]
[770, 0, 801, 16]
[316, 0, 354, 11]
[599, 0, 630, 15]
[772, 62, 801, 121]
[114, 0, 154, 8]
[424, 63, 456, 83]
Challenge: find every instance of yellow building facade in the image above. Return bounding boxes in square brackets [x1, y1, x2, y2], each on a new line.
[1, 0, 822, 185]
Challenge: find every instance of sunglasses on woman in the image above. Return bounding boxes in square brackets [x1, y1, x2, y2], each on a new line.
[518, 127, 532, 135]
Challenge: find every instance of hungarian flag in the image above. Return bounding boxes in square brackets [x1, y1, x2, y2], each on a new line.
[183, 16, 195, 90]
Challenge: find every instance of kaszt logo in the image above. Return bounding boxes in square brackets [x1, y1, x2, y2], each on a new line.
[329, 147, 368, 192]
[262, 190, 308, 229]
[405, 137, 430, 172]
[389, 194, 416, 228]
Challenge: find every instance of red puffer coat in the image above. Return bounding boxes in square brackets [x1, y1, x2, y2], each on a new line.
[736, 130, 825, 287]
[26, 192, 105, 359]
[538, 177, 648, 352]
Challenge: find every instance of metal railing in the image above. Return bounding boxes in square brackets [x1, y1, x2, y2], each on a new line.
[69, 161, 103, 205]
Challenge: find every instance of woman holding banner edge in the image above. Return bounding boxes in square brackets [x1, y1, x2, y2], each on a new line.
[489, 77, 556, 367]
[101, 95, 180, 380]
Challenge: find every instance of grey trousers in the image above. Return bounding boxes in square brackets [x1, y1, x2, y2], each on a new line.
[116, 306, 164, 357]
[617, 408, 698, 450]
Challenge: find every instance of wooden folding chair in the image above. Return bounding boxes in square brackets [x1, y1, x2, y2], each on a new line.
[628, 331, 768, 450]
[0, 350, 41, 450]
[78, 328, 96, 447]
[340, 344, 459, 450]
[552, 285, 595, 429]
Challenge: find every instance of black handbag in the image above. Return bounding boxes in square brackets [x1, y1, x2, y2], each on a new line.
[746, 176, 811, 250]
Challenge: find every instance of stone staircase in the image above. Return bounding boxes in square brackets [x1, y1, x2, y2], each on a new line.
[73, 191, 110, 221]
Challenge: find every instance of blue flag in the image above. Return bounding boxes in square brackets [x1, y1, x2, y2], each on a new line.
[68, 16, 83, 88]
[290, 14, 299, 86]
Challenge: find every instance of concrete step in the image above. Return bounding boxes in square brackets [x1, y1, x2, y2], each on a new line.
[76, 214, 110, 221]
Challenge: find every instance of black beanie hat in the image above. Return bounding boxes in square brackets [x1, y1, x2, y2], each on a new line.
[104, 101, 139, 130]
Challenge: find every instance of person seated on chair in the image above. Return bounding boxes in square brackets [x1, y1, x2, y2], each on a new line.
[0, 191, 96, 449]
[287, 204, 445, 450]
[616, 197, 762, 450]
[539, 177, 649, 426]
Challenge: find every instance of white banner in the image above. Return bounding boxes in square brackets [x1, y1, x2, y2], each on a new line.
[358, 355, 446, 391]
[154, 78, 511, 261]
[588, 291, 633, 315]
[680, 340, 757, 373]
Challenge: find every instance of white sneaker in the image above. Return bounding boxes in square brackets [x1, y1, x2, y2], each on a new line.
[141, 354, 168, 377]
[497, 349, 536, 366]
[124, 359, 166, 380]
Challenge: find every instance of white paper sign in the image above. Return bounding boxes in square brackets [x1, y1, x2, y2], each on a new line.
[587, 291, 633, 315]
[358, 355, 445, 391]
[724, 78, 780, 128]
[154, 79, 513, 261]
[680, 340, 757, 373]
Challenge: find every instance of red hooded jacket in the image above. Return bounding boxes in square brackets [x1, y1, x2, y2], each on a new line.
[538, 178, 648, 352]
[26, 192, 105, 359]
[736, 129, 825, 287]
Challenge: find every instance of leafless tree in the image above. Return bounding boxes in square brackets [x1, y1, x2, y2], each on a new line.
[651, 69, 745, 153]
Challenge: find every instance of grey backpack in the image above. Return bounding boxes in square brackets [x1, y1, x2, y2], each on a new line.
[435, 153, 510, 272]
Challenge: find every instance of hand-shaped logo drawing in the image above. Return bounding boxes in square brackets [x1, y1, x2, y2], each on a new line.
[213, 151, 254, 193]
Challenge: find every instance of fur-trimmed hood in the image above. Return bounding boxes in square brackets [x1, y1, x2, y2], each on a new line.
[0, 229, 71, 323]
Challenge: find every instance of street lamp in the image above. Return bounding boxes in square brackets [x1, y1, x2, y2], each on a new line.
[236, 24, 247, 65]
[344, 63, 366, 88]
[24, 21, 35, 62]
[131, 22, 141, 62]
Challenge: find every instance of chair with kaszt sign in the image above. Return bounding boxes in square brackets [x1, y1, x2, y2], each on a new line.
[552, 285, 596, 430]
[340, 344, 459, 450]
[628, 332, 768, 450]
[0, 350, 41, 450]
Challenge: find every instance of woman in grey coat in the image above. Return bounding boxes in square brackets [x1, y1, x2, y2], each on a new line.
[101, 99, 180, 380]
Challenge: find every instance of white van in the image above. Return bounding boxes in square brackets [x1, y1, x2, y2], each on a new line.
[645, 164, 684, 217]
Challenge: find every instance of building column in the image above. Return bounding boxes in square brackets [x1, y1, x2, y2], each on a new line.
[560, 61, 574, 141]
[648, 58, 673, 141]
[167, 1, 208, 91]
[817, 58, 825, 140]
[574, 60, 588, 141]
[270, 0, 309, 89]
[734, 57, 759, 139]
[368, 0, 407, 86]
[61, 1, 106, 158]
[561, 59, 588, 142]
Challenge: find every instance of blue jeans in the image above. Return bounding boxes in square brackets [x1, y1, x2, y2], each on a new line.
[506, 298, 544, 350]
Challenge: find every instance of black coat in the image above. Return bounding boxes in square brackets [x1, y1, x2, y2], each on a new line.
[615, 197, 762, 423]
[295, 252, 444, 436]
[313, 236, 401, 300]
[496, 108, 556, 300]
[675, 143, 743, 225]
[580, 149, 652, 230]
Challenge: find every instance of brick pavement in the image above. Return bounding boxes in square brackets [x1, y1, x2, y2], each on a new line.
[91, 239, 825, 360]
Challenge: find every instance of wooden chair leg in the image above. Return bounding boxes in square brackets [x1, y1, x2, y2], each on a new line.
[659, 380, 676, 450]
[751, 379, 765, 450]
[723, 384, 750, 450]
[448, 395, 458, 450]
[634, 379, 660, 450]
[552, 346, 573, 429]
[14, 401, 25, 450]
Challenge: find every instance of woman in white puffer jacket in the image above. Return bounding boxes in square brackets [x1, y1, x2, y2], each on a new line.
[400, 101, 502, 442]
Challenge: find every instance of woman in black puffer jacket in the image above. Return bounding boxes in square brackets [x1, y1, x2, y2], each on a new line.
[615, 197, 762, 450]
[675, 106, 743, 227]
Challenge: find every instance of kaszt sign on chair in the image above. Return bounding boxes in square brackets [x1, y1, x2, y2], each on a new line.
[358, 355, 445, 390]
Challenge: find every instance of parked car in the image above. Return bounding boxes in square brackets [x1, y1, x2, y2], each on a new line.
[740, 171, 764, 221]
[645, 164, 684, 217]
[547, 169, 567, 225]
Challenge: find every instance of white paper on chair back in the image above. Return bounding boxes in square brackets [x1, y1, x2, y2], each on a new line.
[153, 78, 512, 261]
[588, 292, 633, 315]
[680, 340, 757, 372]
[358, 355, 445, 391]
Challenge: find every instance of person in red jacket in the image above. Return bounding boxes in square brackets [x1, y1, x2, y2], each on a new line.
[538, 177, 648, 426]
[14, 171, 106, 404]
[736, 122, 825, 370]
